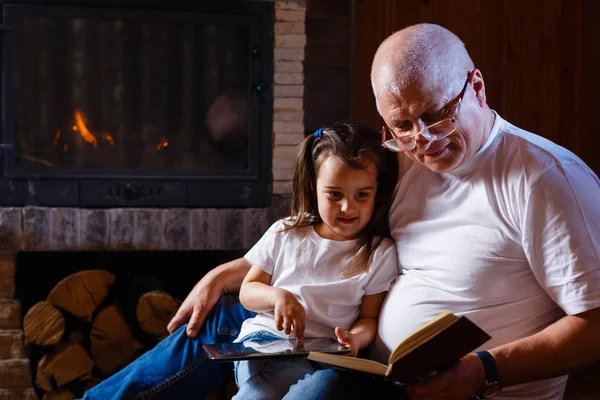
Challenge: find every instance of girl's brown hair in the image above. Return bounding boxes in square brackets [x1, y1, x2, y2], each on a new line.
[282, 121, 398, 277]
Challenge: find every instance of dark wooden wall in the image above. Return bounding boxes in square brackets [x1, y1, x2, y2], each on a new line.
[352, 0, 600, 176]
[304, 0, 353, 132]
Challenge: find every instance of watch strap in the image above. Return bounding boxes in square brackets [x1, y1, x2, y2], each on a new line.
[475, 350, 500, 384]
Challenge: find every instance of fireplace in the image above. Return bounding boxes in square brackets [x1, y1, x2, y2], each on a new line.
[0, 0, 274, 207]
[0, 0, 305, 397]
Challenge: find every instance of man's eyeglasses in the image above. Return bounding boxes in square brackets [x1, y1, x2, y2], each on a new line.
[382, 70, 474, 152]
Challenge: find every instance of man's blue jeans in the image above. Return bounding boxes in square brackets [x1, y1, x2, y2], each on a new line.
[79, 294, 256, 400]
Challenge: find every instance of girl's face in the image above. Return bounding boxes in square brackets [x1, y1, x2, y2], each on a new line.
[314, 155, 378, 241]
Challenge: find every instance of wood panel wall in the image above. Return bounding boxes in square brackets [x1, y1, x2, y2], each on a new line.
[352, 0, 600, 175]
[304, 0, 353, 132]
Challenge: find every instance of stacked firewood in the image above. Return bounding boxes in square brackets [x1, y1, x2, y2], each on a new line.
[23, 270, 181, 399]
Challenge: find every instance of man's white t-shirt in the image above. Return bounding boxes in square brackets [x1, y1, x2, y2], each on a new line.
[238, 220, 399, 341]
[371, 113, 600, 399]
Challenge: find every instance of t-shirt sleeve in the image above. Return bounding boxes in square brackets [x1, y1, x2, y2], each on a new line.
[364, 238, 400, 296]
[522, 163, 600, 315]
[244, 219, 287, 275]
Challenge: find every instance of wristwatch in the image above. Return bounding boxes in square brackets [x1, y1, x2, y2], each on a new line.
[475, 351, 503, 399]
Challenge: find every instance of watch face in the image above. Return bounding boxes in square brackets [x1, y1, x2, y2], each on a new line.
[481, 381, 503, 398]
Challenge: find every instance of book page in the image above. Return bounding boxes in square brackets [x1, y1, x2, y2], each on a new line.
[307, 352, 388, 376]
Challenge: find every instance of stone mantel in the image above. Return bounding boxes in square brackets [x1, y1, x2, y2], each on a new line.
[0, 207, 271, 252]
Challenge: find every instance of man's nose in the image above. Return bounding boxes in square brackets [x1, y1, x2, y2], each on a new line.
[414, 130, 433, 147]
[413, 123, 434, 148]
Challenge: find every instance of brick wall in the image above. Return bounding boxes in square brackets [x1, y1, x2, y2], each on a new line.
[0, 251, 35, 400]
[272, 0, 307, 194]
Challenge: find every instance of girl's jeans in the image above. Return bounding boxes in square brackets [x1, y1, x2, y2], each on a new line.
[233, 331, 328, 400]
[79, 294, 255, 400]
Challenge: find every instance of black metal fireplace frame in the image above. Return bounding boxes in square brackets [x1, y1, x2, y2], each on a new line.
[0, 0, 273, 207]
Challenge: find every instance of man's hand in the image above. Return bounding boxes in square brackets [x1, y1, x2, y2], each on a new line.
[405, 353, 484, 400]
[167, 258, 251, 337]
[334, 327, 361, 357]
[274, 289, 306, 341]
[167, 275, 224, 337]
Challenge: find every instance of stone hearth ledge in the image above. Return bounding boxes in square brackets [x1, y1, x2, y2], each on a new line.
[0, 207, 271, 252]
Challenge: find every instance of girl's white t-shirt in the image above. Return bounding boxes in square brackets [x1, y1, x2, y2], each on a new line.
[237, 220, 399, 341]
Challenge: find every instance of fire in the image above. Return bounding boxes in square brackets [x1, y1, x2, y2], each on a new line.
[156, 139, 169, 150]
[73, 109, 98, 148]
[52, 109, 171, 151]
[103, 134, 116, 147]
[53, 129, 61, 147]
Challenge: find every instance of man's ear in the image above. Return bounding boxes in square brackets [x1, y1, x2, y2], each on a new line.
[472, 69, 487, 107]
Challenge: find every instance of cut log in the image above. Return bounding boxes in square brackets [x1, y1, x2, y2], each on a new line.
[136, 291, 180, 337]
[67, 329, 85, 346]
[80, 376, 103, 394]
[90, 304, 143, 375]
[36, 354, 54, 392]
[117, 348, 145, 371]
[36, 343, 95, 390]
[42, 388, 75, 400]
[24, 301, 66, 346]
[47, 270, 116, 322]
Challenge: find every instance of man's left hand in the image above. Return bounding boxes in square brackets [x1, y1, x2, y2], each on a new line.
[405, 353, 485, 400]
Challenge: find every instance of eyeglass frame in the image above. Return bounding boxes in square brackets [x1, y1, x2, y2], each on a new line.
[381, 70, 475, 152]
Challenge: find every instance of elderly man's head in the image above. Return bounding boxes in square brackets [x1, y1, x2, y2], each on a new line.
[371, 24, 494, 173]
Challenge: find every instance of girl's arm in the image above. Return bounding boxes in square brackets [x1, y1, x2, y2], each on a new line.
[335, 292, 386, 357]
[239, 265, 306, 339]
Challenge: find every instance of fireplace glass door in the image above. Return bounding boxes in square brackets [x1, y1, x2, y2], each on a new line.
[0, 3, 273, 207]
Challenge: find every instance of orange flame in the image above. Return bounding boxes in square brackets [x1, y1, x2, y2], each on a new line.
[73, 109, 98, 148]
[156, 139, 169, 150]
[102, 134, 116, 147]
[53, 129, 61, 147]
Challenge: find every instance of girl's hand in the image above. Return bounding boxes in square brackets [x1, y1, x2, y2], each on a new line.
[335, 327, 360, 357]
[274, 289, 306, 341]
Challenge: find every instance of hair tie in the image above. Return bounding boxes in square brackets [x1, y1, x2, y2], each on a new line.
[313, 128, 323, 140]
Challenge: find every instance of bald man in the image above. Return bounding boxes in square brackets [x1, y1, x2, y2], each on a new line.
[81, 24, 600, 400]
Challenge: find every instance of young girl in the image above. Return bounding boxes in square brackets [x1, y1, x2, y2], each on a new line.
[232, 122, 400, 399]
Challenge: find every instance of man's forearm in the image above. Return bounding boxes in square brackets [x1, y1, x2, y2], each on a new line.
[490, 306, 600, 386]
[204, 257, 252, 294]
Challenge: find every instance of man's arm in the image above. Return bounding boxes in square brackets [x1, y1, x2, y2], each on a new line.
[167, 257, 251, 337]
[491, 307, 600, 385]
[407, 307, 600, 400]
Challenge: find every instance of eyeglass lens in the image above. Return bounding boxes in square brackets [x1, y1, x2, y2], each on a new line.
[384, 119, 456, 152]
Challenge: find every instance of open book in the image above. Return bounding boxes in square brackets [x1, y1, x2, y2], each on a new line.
[307, 311, 491, 384]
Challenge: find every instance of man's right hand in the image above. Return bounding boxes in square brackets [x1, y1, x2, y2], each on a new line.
[166, 274, 224, 337]
[166, 257, 252, 337]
